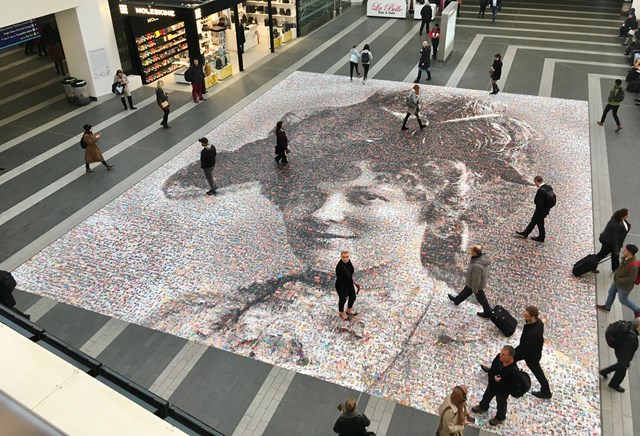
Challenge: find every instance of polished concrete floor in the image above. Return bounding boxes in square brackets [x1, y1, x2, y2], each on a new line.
[0, 0, 638, 435]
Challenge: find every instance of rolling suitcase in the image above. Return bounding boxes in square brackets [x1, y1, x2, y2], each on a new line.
[491, 305, 517, 337]
[572, 254, 602, 277]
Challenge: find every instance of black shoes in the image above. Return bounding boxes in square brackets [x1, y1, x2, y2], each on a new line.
[515, 231, 528, 238]
[206, 190, 216, 196]
[480, 364, 490, 373]
[471, 405, 487, 414]
[401, 126, 408, 131]
[599, 370, 609, 379]
[596, 304, 610, 312]
[531, 391, 552, 399]
[610, 384, 625, 393]
[477, 312, 492, 318]
[531, 236, 545, 242]
[448, 294, 458, 305]
[489, 417, 505, 426]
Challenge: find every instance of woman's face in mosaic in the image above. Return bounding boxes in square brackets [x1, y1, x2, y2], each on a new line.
[280, 163, 424, 271]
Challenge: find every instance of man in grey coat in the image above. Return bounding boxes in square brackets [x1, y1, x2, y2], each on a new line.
[448, 244, 493, 318]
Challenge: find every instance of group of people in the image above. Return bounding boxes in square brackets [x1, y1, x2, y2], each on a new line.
[477, 0, 501, 22]
[23, 22, 66, 76]
[347, 44, 373, 83]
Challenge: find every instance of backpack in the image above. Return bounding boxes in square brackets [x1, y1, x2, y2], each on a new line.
[606, 320, 634, 348]
[543, 185, 556, 209]
[406, 94, 416, 108]
[612, 88, 625, 103]
[184, 67, 193, 82]
[510, 369, 531, 398]
[80, 135, 87, 149]
[0, 270, 16, 293]
[631, 260, 640, 285]
[361, 51, 370, 64]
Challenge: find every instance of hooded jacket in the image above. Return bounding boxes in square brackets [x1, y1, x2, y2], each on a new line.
[465, 253, 490, 292]
[607, 84, 625, 106]
[614, 255, 639, 291]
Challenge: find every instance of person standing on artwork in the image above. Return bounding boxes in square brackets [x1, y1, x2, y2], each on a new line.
[156, 80, 171, 129]
[597, 79, 624, 133]
[82, 124, 113, 173]
[596, 244, 640, 317]
[419, 2, 432, 35]
[516, 175, 554, 243]
[472, 345, 519, 426]
[114, 70, 137, 110]
[489, 53, 502, 95]
[274, 120, 289, 165]
[481, 306, 552, 399]
[335, 250, 361, 320]
[348, 45, 361, 82]
[187, 59, 205, 103]
[199, 137, 217, 196]
[360, 44, 372, 84]
[600, 317, 640, 393]
[448, 244, 493, 318]
[429, 23, 440, 60]
[402, 85, 426, 131]
[436, 385, 473, 436]
[333, 397, 371, 435]
[414, 41, 432, 83]
[595, 208, 631, 273]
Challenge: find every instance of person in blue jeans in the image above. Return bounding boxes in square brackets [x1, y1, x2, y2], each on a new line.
[597, 244, 640, 317]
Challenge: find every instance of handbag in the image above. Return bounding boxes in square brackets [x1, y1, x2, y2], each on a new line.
[115, 85, 124, 95]
[160, 100, 170, 109]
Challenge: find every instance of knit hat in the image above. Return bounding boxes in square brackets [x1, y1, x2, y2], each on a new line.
[627, 244, 638, 255]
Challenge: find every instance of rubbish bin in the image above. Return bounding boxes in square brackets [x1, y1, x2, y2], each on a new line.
[72, 79, 90, 106]
[62, 77, 76, 103]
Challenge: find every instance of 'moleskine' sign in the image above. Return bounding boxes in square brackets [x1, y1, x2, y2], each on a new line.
[367, 0, 407, 18]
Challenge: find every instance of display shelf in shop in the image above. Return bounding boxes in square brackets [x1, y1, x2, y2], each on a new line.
[140, 38, 187, 61]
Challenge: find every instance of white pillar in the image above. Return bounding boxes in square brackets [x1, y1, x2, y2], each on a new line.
[55, 0, 122, 98]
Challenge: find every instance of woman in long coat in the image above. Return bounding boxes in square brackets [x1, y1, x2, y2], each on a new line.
[114, 70, 137, 110]
[82, 124, 113, 172]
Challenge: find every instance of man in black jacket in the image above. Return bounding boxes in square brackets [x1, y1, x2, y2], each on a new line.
[481, 306, 551, 399]
[333, 397, 371, 436]
[419, 3, 432, 35]
[472, 345, 519, 426]
[600, 317, 640, 392]
[516, 175, 552, 242]
[199, 137, 217, 195]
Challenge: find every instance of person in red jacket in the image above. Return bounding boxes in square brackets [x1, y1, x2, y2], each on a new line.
[429, 23, 440, 60]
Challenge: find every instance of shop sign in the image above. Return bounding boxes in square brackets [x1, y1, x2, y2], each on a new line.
[0, 19, 39, 50]
[121, 5, 177, 17]
[366, 0, 407, 18]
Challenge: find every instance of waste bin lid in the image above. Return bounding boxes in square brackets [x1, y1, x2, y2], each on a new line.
[71, 80, 87, 87]
[62, 77, 77, 85]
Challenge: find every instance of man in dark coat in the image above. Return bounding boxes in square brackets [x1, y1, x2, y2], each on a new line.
[516, 175, 553, 242]
[472, 345, 519, 426]
[333, 397, 371, 436]
[600, 317, 640, 392]
[419, 3, 433, 35]
[199, 137, 217, 195]
[481, 306, 551, 399]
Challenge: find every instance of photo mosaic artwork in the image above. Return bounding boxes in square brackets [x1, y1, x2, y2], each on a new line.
[14, 72, 598, 434]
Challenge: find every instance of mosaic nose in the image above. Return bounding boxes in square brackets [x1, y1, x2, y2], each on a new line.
[312, 193, 349, 222]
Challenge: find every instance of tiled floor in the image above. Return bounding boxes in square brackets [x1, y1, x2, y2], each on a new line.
[1, 0, 639, 434]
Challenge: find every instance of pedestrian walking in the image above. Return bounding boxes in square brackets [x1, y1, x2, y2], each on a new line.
[436, 385, 472, 436]
[82, 124, 113, 173]
[448, 245, 493, 318]
[489, 53, 502, 94]
[429, 23, 441, 60]
[156, 80, 171, 129]
[333, 397, 371, 436]
[48, 40, 65, 76]
[419, 2, 433, 35]
[600, 317, 640, 393]
[274, 120, 289, 165]
[401, 85, 426, 131]
[348, 45, 361, 81]
[490, 0, 499, 21]
[414, 41, 432, 82]
[595, 208, 631, 273]
[335, 250, 361, 320]
[515, 175, 555, 242]
[186, 58, 205, 103]
[597, 79, 624, 132]
[113, 70, 137, 110]
[482, 306, 552, 399]
[360, 44, 372, 84]
[199, 137, 217, 195]
[478, 0, 489, 17]
[596, 244, 640, 317]
[472, 346, 519, 426]
[457, 0, 463, 16]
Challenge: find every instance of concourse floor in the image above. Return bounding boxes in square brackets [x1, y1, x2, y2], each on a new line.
[1, 1, 639, 435]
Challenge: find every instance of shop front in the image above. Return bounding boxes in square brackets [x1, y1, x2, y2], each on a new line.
[118, 0, 301, 87]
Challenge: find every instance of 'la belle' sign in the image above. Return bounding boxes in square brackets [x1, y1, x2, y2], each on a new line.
[367, 0, 407, 18]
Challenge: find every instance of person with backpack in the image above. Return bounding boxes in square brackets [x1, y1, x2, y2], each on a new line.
[360, 44, 372, 84]
[429, 23, 441, 60]
[595, 208, 632, 273]
[597, 79, 625, 133]
[471, 345, 520, 426]
[596, 244, 640, 317]
[414, 41, 432, 83]
[333, 397, 371, 435]
[515, 175, 554, 243]
[480, 306, 551, 399]
[600, 317, 640, 393]
[82, 124, 113, 173]
[348, 45, 361, 82]
[401, 85, 426, 131]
